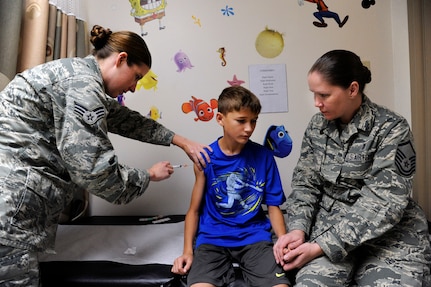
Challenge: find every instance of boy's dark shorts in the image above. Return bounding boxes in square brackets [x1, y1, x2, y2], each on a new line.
[187, 241, 291, 287]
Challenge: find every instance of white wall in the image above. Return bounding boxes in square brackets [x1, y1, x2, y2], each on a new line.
[84, 0, 411, 216]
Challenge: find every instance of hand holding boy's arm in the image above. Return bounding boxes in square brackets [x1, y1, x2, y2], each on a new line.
[171, 134, 212, 170]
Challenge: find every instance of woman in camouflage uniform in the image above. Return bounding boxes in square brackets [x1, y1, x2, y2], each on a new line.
[0, 25, 210, 286]
[274, 50, 431, 286]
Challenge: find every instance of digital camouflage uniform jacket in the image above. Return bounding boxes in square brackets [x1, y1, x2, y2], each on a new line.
[0, 56, 174, 252]
[287, 96, 431, 264]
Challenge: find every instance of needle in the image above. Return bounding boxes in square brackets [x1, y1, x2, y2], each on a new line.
[172, 164, 189, 168]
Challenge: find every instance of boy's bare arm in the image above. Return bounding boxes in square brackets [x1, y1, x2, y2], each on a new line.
[172, 164, 206, 275]
[267, 205, 287, 238]
[182, 164, 206, 254]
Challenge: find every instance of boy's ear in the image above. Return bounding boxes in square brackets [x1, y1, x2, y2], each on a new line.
[216, 112, 224, 125]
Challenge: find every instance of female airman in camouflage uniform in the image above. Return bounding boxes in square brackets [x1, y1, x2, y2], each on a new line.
[274, 50, 431, 286]
[0, 25, 210, 286]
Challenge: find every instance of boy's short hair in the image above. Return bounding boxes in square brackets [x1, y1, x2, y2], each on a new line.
[218, 86, 262, 115]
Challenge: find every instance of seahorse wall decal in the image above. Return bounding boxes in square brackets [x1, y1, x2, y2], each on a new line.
[217, 47, 227, 67]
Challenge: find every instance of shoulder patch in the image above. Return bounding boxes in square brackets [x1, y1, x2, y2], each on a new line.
[395, 140, 416, 177]
[74, 102, 105, 125]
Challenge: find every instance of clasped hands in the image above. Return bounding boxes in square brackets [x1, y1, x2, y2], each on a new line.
[273, 229, 324, 271]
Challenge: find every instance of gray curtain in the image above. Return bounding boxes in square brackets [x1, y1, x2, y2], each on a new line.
[0, 1, 23, 91]
[0, 0, 90, 220]
[17, 0, 50, 73]
[408, 0, 431, 221]
[0, 0, 90, 90]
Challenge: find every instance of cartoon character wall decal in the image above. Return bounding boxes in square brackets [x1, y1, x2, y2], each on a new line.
[217, 47, 227, 67]
[227, 75, 245, 86]
[136, 70, 158, 91]
[147, 105, 162, 121]
[361, 0, 376, 9]
[255, 27, 285, 58]
[173, 50, 194, 72]
[129, 0, 167, 36]
[182, 96, 218, 122]
[263, 125, 293, 158]
[221, 5, 235, 16]
[298, 0, 349, 28]
[192, 15, 201, 27]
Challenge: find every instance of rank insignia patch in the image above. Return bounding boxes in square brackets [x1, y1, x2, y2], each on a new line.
[74, 102, 105, 125]
[395, 140, 416, 177]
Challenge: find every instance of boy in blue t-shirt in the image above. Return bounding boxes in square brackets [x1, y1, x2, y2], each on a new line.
[172, 86, 291, 287]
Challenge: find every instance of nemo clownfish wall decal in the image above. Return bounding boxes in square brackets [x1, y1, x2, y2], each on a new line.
[182, 96, 218, 122]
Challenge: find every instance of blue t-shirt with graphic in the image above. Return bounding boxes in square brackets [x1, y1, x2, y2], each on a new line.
[195, 139, 285, 248]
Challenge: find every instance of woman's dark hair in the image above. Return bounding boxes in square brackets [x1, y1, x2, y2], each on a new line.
[309, 50, 371, 93]
[90, 25, 152, 68]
